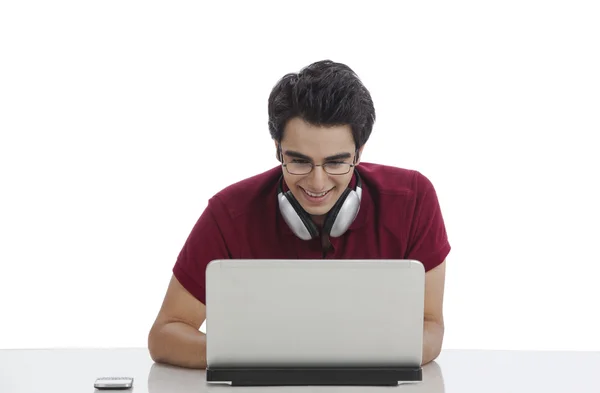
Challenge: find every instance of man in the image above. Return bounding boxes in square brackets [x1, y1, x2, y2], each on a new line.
[148, 60, 451, 369]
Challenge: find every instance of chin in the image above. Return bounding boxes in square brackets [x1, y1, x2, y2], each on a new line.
[302, 205, 332, 217]
[292, 186, 340, 218]
[298, 196, 337, 217]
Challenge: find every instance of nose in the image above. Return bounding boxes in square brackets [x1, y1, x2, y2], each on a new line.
[308, 165, 328, 191]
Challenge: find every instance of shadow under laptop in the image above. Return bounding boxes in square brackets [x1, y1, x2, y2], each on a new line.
[148, 361, 445, 392]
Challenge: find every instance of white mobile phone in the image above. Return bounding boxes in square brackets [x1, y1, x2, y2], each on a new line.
[94, 377, 134, 390]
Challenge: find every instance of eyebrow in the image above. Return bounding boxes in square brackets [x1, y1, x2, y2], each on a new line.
[284, 150, 352, 161]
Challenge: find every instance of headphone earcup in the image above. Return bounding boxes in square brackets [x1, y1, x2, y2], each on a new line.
[285, 191, 319, 237]
[277, 178, 319, 240]
[322, 188, 351, 236]
[322, 170, 362, 238]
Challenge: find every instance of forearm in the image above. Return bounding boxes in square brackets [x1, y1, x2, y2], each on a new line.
[148, 321, 207, 369]
[422, 319, 444, 365]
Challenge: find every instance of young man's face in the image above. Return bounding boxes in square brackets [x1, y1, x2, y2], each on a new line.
[278, 117, 363, 225]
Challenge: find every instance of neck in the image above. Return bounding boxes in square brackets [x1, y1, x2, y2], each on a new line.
[311, 214, 325, 227]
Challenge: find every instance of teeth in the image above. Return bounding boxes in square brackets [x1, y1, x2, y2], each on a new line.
[304, 189, 328, 197]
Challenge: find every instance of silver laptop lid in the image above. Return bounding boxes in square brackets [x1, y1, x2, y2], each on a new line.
[205, 259, 425, 368]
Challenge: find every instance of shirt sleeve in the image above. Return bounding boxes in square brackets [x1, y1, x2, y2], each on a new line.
[405, 172, 451, 272]
[172, 196, 232, 305]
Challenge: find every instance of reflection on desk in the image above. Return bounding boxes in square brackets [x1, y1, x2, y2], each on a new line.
[147, 361, 444, 392]
[1, 348, 599, 392]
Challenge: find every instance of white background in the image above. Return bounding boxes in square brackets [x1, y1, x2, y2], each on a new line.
[1, 1, 599, 351]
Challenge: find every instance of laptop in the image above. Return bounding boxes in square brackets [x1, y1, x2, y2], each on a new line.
[204, 259, 425, 386]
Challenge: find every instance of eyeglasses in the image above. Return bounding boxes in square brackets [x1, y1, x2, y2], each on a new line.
[283, 160, 354, 175]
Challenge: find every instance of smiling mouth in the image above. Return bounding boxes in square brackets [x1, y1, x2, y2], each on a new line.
[300, 187, 333, 198]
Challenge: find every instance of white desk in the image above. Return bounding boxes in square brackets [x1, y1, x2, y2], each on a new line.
[1, 348, 598, 392]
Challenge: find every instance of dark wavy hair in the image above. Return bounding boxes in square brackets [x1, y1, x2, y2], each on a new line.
[268, 60, 376, 153]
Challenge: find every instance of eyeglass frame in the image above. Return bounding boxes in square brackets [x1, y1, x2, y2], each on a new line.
[278, 145, 359, 176]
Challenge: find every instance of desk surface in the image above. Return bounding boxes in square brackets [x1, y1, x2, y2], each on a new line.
[1, 348, 599, 392]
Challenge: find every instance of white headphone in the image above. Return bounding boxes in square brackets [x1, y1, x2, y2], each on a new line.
[277, 170, 362, 240]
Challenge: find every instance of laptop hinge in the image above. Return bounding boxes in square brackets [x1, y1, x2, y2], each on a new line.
[206, 366, 423, 386]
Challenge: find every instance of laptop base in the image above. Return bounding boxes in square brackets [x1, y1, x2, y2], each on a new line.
[206, 366, 423, 386]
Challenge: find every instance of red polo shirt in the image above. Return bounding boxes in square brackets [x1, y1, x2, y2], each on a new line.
[173, 162, 451, 305]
